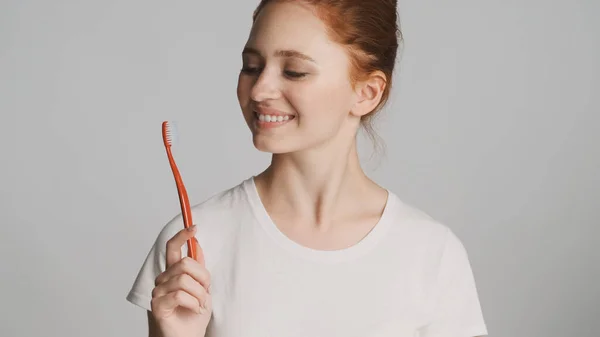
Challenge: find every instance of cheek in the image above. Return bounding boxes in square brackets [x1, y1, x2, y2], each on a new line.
[237, 76, 257, 127]
[237, 75, 252, 106]
[289, 80, 354, 122]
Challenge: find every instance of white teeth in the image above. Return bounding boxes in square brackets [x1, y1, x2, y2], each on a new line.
[257, 114, 293, 123]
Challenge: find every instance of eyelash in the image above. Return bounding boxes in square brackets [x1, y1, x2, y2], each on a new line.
[240, 67, 308, 79]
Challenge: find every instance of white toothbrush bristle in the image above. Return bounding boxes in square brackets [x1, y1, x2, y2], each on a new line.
[164, 121, 179, 146]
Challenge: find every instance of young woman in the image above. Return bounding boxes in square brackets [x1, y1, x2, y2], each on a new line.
[127, 1, 488, 336]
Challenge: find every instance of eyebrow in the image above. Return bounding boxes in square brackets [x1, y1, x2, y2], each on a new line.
[242, 47, 316, 63]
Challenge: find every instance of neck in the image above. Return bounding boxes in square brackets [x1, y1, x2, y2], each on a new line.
[254, 134, 376, 230]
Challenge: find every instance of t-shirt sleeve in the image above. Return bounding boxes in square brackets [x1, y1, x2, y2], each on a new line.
[419, 229, 488, 337]
[126, 217, 188, 311]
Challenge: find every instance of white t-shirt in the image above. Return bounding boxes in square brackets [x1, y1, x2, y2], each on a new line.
[127, 177, 488, 337]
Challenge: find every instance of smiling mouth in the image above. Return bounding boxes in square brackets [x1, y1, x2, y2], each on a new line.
[255, 111, 295, 122]
[253, 111, 296, 129]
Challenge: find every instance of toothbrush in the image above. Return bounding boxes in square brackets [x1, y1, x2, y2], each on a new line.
[162, 121, 199, 261]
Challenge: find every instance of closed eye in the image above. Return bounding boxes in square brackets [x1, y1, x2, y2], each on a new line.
[240, 67, 308, 80]
[284, 71, 308, 79]
[241, 67, 261, 75]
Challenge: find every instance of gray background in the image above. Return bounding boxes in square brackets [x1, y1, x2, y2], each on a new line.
[1, 0, 598, 336]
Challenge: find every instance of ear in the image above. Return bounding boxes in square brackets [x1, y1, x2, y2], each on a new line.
[350, 71, 387, 118]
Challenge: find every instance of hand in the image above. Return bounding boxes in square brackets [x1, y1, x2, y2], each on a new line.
[150, 225, 212, 337]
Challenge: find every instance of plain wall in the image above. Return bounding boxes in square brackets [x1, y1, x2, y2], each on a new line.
[1, 0, 598, 336]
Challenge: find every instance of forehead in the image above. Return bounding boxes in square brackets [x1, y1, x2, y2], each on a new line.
[245, 2, 345, 62]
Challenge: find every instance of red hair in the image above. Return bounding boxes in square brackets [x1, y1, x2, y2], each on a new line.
[252, 0, 402, 139]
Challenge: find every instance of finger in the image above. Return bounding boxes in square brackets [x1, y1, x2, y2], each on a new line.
[166, 225, 197, 268]
[194, 237, 206, 267]
[152, 274, 209, 309]
[155, 257, 211, 290]
[151, 290, 203, 317]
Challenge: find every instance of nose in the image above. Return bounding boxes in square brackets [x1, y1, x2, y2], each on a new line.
[250, 68, 281, 102]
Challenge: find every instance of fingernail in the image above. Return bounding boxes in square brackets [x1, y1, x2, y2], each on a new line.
[198, 304, 207, 315]
[187, 225, 196, 231]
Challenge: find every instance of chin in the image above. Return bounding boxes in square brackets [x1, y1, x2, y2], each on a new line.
[252, 137, 295, 154]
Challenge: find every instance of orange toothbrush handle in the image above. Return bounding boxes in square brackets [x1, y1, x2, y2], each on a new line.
[164, 145, 198, 261]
